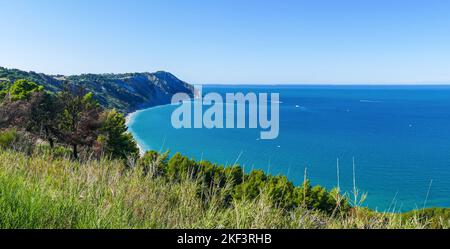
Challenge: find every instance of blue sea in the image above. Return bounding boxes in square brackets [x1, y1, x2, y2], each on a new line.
[128, 85, 450, 211]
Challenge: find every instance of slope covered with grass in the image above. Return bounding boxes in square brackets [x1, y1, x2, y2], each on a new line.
[0, 149, 447, 229]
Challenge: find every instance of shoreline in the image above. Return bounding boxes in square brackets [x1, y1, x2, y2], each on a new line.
[124, 101, 186, 156]
[125, 109, 146, 156]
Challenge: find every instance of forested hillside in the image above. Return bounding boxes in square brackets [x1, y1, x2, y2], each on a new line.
[0, 67, 193, 113]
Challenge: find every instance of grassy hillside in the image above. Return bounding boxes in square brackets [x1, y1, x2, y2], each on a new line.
[0, 67, 193, 113]
[0, 149, 448, 229]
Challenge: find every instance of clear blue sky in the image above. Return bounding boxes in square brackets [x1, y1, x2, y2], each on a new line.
[1, 0, 450, 84]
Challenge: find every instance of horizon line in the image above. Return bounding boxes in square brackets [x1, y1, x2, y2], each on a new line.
[200, 82, 450, 86]
[3, 65, 450, 86]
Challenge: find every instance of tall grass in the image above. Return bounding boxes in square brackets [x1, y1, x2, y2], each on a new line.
[0, 149, 447, 229]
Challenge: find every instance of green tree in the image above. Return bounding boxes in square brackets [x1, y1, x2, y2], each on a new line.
[99, 109, 139, 160]
[8, 79, 44, 101]
[167, 153, 197, 180]
[294, 180, 349, 214]
[224, 165, 244, 187]
[233, 170, 268, 201]
[265, 175, 296, 209]
[0, 81, 11, 100]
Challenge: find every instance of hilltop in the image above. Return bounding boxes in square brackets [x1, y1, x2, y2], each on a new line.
[0, 67, 193, 113]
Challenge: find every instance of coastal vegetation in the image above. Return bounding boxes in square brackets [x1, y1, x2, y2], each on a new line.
[0, 76, 449, 229]
[0, 149, 448, 229]
[0, 79, 139, 160]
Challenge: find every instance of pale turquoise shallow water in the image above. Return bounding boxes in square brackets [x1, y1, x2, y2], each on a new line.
[128, 85, 450, 211]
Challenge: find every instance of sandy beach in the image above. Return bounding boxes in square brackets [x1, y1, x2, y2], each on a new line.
[125, 110, 146, 156]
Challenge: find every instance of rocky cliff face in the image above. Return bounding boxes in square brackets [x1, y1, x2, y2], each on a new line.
[0, 67, 193, 113]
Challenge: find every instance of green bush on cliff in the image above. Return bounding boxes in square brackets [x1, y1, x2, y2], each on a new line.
[144, 151, 349, 214]
[99, 109, 139, 160]
[8, 79, 44, 101]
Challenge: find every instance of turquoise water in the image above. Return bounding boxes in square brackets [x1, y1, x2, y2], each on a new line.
[128, 85, 450, 211]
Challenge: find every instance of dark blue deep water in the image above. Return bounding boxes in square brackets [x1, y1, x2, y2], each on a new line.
[129, 85, 450, 211]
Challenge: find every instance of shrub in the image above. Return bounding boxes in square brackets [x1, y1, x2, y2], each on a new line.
[0, 129, 18, 149]
[154, 151, 348, 213]
[403, 208, 450, 229]
[137, 150, 169, 176]
[0, 129, 18, 148]
[99, 109, 139, 160]
[0, 129, 34, 154]
[8, 79, 44, 101]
